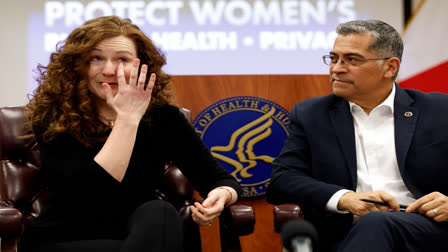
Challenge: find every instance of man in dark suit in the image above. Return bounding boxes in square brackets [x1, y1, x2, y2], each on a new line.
[267, 19, 448, 252]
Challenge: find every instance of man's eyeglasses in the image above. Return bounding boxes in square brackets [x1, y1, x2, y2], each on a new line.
[322, 55, 391, 67]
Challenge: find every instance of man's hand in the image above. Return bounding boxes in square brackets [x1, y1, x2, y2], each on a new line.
[338, 191, 400, 216]
[406, 192, 448, 222]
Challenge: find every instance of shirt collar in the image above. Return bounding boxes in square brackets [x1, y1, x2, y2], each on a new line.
[349, 84, 395, 114]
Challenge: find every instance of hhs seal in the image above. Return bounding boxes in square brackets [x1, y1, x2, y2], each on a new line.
[193, 96, 289, 198]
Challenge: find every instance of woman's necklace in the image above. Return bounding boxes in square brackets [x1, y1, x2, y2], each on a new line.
[99, 115, 115, 128]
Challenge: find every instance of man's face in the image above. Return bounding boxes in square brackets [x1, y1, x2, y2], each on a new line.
[87, 35, 138, 102]
[329, 33, 390, 104]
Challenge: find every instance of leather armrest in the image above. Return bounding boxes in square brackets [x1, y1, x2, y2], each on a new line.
[0, 207, 23, 235]
[273, 203, 303, 233]
[220, 204, 255, 236]
[218, 204, 254, 252]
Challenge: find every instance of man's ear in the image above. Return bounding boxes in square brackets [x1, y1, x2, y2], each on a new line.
[383, 57, 400, 79]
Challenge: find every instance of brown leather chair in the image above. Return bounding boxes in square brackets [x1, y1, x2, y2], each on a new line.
[0, 106, 255, 252]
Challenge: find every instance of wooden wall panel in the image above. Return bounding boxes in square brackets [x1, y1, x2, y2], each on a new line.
[171, 74, 331, 252]
[172, 75, 331, 118]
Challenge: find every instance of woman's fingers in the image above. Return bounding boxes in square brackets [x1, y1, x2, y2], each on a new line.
[116, 62, 126, 87]
[137, 64, 147, 90]
[128, 59, 140, 86]
[190, 205, 212, 225]
[146, 73, 156, 91]
[101, 82, 113, 103]
[190, 201, 223, 226]
[109, 59, 154, 122]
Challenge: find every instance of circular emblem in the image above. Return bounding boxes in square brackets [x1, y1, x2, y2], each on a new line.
[193, 96, 290, 198]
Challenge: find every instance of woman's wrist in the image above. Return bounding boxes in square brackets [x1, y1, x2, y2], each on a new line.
[114, 114, 141, 128]
[214, 186, 234, 207]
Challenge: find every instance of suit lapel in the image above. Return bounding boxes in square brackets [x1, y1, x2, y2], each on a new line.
[329, 98, 357, 189]
[394, 85, 418, 173]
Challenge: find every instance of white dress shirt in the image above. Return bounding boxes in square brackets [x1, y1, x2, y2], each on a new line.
[326, 85, 416, 213]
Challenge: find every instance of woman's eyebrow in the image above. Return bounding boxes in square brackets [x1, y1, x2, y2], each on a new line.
[90, 48, 134, 55]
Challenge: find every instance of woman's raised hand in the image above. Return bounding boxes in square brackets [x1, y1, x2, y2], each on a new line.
[103, 59, 155, 124]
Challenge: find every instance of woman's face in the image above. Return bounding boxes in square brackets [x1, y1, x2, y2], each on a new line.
[87, 35, 138, 102]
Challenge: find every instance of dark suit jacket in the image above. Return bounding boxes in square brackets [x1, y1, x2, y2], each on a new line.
[267, 84, 448, 242]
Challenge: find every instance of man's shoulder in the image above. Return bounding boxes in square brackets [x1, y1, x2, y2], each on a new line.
[402, 88, 448, 105]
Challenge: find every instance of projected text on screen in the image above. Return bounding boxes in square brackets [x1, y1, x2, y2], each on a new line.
[28, 0, 363, 92]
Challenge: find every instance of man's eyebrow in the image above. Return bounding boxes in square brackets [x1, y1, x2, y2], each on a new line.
[329, 52, 364, 58]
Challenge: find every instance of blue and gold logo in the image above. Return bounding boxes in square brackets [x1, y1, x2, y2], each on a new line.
[193, 96, 289, 198]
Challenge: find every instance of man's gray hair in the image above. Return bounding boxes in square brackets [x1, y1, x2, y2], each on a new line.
[336, 20, 403, 62]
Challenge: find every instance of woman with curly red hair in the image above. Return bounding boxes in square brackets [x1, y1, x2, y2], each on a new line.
[20, 16, 240, 252]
